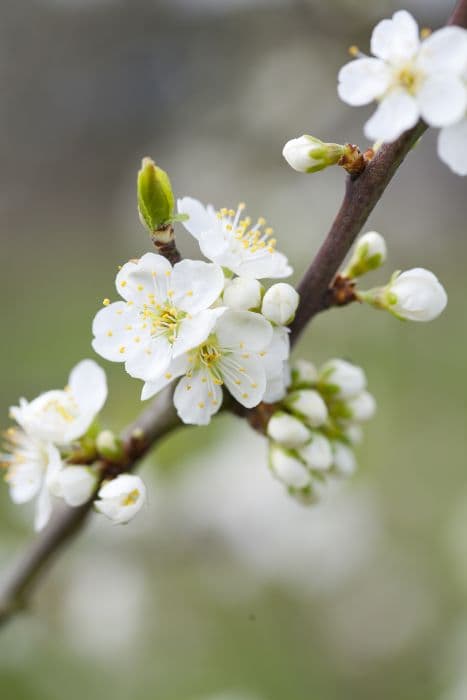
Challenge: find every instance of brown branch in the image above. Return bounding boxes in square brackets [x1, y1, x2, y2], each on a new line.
[1, 0, 466, 628]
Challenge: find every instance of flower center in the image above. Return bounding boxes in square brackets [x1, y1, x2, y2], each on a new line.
[189, 336, 225, 385]
[122, 489, 139, 506]
[141, 303, 185, 344]
[395, 64, 422, 95]
[42, 398, 76, 423]
[216, 203, 277, 255]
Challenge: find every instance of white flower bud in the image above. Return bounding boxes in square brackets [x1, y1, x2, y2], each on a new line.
[319, 358, 366, 399]
[292, 359, 318, 386]
[386, 268, 447, 322]
[261, 283, 299, 325]
[344, 424, 363, 445]
[223, 276, 263, 311]
[343, 231, 387, 278]
[96, 429, 124, 461]
[285, 389, 328, 427]
[298, 432, 333, 471]
[282, 135, 345, 173]
[95, 474, 146, 524]
[267, 412, 310, 448]
[346, 391, 376, 422]
[52, 466, 97, 507]
[332, 441, 357, 477]
[269, 444, 310, 489]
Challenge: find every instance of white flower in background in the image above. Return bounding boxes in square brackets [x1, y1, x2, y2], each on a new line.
[338, 11, 467, 142]
[267, 412, 310, 448]
[344, 231, 387, 278]
[92, 253, 225, 382]
[49, 466, 97, 507]
[344, 424, 363, 445]
[142, 310, 273, 425]
[261, 283, 299, 326]
[291, 358, 318, 386]
[319, 358, 367, 400]
[438, 114, 467, 176]
[262, 325, 291, 403]
[223, 276, 263, 311]
[177, 197, 292, 279]
[269, 443, 310, 489]
[10, 360, 107, 446]
[385, 267, 448, 321]
[285, 389, 328, 428]
[297, 432, 333, 472]
[282, 135, 345, 173]
[332, 441, 357, 476]
[2, 428, 62, 531]
[346, 391, 377, 422]
[95, 474, 146, 525]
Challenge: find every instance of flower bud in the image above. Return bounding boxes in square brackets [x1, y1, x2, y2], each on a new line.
[261, 283, 299, 325]
[52, 466, 97, 507]
[137, 157, 175, 233]
[223, 276, 263, 311]
[285, 389, 328, 428]
[269, 444, 310, 489]
[267, 411, 310, 448]
[96, 429, 124, 461]
[298, 432, 333, 471]
[319, 358, 366, 400]
[343, 231, 387, 278]
[346, 391, 376, 422]
[344, 424, 363, 445]
[95, 474, 146, 524]
[332, 441, 357, 477]
[385, 268, 447, 322]
[291, 359, 318, 387]
[282, 135, 345, 174]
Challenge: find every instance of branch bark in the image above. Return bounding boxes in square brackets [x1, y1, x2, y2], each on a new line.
[1, 0, 466, 628]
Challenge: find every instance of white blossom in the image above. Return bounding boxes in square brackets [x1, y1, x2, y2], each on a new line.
[2, 428, 62, 531]
[346, 391, 377, 422]
[223, 276, 263, 311]
[95, 474, 146, 524]
[92, 254, 225, 382]
[268, 444, 310, 489]
[267, 412, 310, 448]
[319, 358, 366, 400]
[298, 432, 333, 471]
[386, 267, 447, 321]
[285, 389, 328, 427]
[262, 326, 291, 403]
[177, 197, 292, 279]
[10, 360, 107, 446]
[438, 114, 467, 176]
[332, 441, 357, 476]
[344, 424, 363, 445]
[49, 465, 97, 507]
[141, 310, 274, 425]
[261, 283, 299, 326]
[338, 12, 467, 142]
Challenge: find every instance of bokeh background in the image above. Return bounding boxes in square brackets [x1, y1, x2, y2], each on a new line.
[1, 1, 466, 698]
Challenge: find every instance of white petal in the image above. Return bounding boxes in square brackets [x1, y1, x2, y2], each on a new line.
[177, 197, 218, 239]
[174, 369, 222, 425]
[220, 354, 266, 408]
[338, 58, 391, 106]
[418, 26, 467, 75]
[34, 483, 53, 532]
[92, 302, 140, 362]
[364, 90, 419, 142]
[116, 253, 171, 303]
[68, 359, 107, 417]
[298, 432, 333, 472]
[418, 74, 467, 127]
[172, 260, 225, 314]
[230, 250, 293, 280]
[9, 461, 43, 503]
[56, 466, 96, 507]
[172, 308, 225, 358]
[215, 310, 273, 353]
[124, 335, 173, 381]
[371, 10, 420, 62]
[141, 355, 189, 400]
[438, 118, 467, 176]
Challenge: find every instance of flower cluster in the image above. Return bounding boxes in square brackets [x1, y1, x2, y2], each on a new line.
[1, 360, 146, 530]
[92, 198, 297, 426]
[267, 358, 376, 502]
[338, 10, 467, 175]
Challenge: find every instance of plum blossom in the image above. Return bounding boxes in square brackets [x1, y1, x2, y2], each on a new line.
[177, 197, 292, 279]
[385, 267, 448, 321]
[92, 253, 225, 382]
[338, 11, 467, 142]
[141, 310, 275, 425]
[438, 113, 467, 175]
[95, 474, 146, 525]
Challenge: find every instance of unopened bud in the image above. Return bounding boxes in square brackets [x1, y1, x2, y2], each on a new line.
[291, 359, 318, 388]
[343, 231, 387, 278]
[96, 430, 124, 461]
[332, 441, 357, 477]
[282, 135, 345, 174]
[298, 431, 333, 471]
[223, 276, 263, 311]
[269, 444, 310, 489]
[261, 283, 299, 325]
[137, 157, 175, 234]
[51, 466, 97, 507]
[267, 411, 310, 448]
[319, 358, 366, 400]
[285, 389, 328, 428]
[346, 391, 376, 422]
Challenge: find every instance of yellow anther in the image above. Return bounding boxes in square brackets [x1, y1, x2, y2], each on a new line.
[207, 391, 213, 398]
[241, 353, 250, 359]
[259, 351, 266, 357]
[235, 379, 241, 385]
[186, 290, 193, 296]
[228, 209, 235, 217]
[212, 400, 218, 406]
[137, 284, 144, 291]
[165, 270, 171, 277]
[201, 377, 207, 383]
[107, 330, 113, 337]
[117, 265, 122, 270]
[257, 217, 266, 226]
[103, 298, 110, 306]
[238, 202, 246, 210]
[349, 44, 359, 57]
[242, 393, 249, 399]
[421, 27, 432, 39]
[145, 349, 152, 355]
[119, 346, 125, 354]
[134, 336, 141, 343]
[226, 224, 233, 231]
[125, 325, 133, 331]
[120, 280, 127, 287]
[186, 384, 192, 391]
[265, 227, 274, 235]
[165, 372, 172, 379]
[198, 402, 205, 409]
[214, 378, 223, 385]
[251, 383, 257, 389]
[151, 271, 157, 277]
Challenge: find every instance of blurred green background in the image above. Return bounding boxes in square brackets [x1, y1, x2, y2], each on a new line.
[1, 1, 467, 698]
